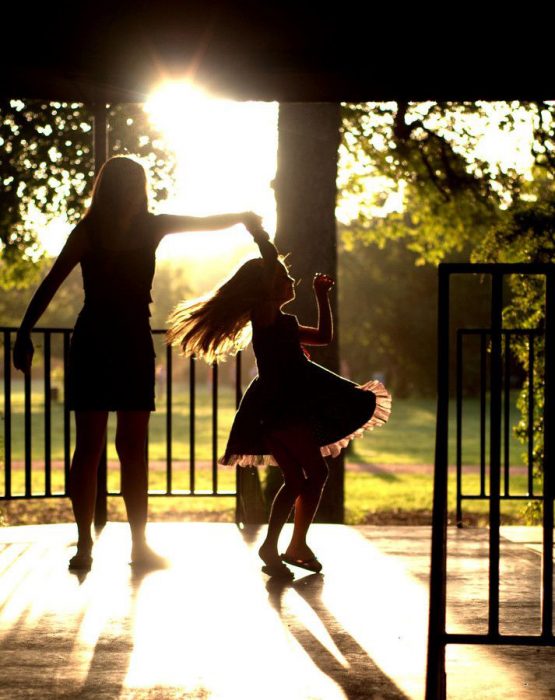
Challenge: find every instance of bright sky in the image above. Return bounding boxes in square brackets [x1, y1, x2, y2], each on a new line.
[39, 81, 279, 261]
[145, 81, 278, 260]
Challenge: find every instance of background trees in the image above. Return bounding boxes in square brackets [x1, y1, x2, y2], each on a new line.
[0, 99, 173, 286]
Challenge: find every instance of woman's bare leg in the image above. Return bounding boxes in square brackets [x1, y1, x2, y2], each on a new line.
[69, 410, 109, 567]
[116, 411, 164, 566]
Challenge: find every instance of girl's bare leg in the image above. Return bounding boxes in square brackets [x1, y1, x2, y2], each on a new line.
[116, 410, 165, 566]
[259, 424, 328, 565]
[69, 410, 109, 567]
[258, 432, 304, 568]
[279, 425, 329, 562]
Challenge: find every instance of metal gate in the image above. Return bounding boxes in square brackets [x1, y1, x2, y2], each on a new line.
[0, 327, 263, 525]
[426, 263, 555, 698]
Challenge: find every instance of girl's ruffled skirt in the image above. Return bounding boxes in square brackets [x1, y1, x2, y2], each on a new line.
[220, 379, 392, 467]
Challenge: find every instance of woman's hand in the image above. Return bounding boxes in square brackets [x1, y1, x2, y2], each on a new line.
[13, 331, 34, 373]
[313, 273, 335, 295]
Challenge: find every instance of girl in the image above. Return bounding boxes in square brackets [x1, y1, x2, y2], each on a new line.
[167, 229, 391, 577]
[13, 155, 261, 571]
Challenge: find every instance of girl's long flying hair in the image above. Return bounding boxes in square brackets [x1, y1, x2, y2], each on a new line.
[166, 257, 269, 364]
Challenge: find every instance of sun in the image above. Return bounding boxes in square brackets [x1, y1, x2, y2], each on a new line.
[144, 80, 278, 260]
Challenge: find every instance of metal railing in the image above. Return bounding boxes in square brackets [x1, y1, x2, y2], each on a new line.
[0, 327, 246, 520]
[455, 327, 543, 525]
[426, 263, 555, 699]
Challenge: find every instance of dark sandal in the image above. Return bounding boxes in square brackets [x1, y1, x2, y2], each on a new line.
[281, 554, 322, 573]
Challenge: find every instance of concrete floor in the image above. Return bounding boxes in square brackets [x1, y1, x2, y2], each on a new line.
[0, 522, 554, 699]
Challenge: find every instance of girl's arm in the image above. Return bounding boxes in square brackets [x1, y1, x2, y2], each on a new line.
[298, 273, 334, 346]
[13, 224, 86, 372]
[153, 211, 262, 240]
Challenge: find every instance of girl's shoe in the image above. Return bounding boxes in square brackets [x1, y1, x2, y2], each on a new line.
[281, 554, 322, 573]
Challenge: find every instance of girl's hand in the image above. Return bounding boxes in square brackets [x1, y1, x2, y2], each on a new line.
[242, 211, 264, 235]
[313, 273, 334, 294]
[13, 331, 34, 373]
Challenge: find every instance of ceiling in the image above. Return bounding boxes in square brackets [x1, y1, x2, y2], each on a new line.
[1, 2, 551, 104]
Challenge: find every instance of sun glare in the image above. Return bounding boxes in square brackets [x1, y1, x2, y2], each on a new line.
[145, 81, 278, 261]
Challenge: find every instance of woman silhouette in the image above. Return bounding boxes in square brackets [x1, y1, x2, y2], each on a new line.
[13, 155, 261, 570]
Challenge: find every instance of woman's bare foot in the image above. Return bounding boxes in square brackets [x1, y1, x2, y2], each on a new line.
[130, 542, 168, 570]
[69, 540, 93, 571]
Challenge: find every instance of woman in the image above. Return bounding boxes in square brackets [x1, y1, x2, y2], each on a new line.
[13, 155, 261, 571]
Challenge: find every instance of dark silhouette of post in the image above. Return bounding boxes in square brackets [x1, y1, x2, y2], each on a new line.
[275, 102, 343, 523]
[93, 102, 109, 531]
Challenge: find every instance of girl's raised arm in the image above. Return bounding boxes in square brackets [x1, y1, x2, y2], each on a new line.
[298, 274, 334, 346]
[153, 211, 262, 240]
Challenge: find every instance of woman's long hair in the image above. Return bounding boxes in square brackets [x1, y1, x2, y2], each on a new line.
[166, 258, 270, 364]
[83, 155, 149, 233]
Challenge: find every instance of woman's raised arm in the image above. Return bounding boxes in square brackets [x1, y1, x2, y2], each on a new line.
[153, 211, 262, 240]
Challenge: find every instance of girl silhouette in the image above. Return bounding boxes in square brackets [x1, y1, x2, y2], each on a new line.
[167, 228, 391, 577]
[13, 155, 261, 570]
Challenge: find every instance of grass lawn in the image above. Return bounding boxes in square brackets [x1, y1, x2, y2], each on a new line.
[1, 384, 539, 527]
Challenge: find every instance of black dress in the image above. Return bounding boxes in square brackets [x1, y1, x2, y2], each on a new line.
[68, 220, 158, 412]
[221, 312, 391, 466]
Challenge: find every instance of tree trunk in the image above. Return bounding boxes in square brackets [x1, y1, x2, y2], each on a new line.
[275, 102, 343, 523]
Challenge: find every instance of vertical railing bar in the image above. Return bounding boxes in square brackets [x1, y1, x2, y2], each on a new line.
[235, 351, 243, 408]
[503, 331, 511, 497]
[528, 333, 535, 497]
[425, 264, 450, 700]
[489, 273, 503, 637]
[44, 331, 52, 497]
[456, 330, 463, 527]
[92, 101, 108, 528]
[189, 356, 196, 494]
[541, 272, 554, 638]
[63, 330, 71, 493]
[480, 332, 487, 497]
[212, 361, 218, 494]
[235, 351, 243, 524]
[145, 414, 149, 491]
[24, 344, 32, 498]
[166, 343, 173, 495]
[3, 331, 12, 498]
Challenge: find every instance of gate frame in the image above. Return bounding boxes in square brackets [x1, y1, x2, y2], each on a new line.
[426, 262, 555, 700]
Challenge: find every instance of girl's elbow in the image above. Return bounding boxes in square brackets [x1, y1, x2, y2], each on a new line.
[318, 331, 333, 346]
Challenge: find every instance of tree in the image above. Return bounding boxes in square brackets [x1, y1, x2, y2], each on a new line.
[0, 99, 174, 287]
[274, 102, 343, 523]
[339, 100, 535, 261]
[339, 100, 555, 517]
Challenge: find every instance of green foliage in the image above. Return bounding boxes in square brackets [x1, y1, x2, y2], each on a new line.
[339, 101, 555, 521]
[0, 99, 174, 287]
[473, 183, 555, 495]
[339, 101, 525, 264]
[338, 234, 492, 396]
